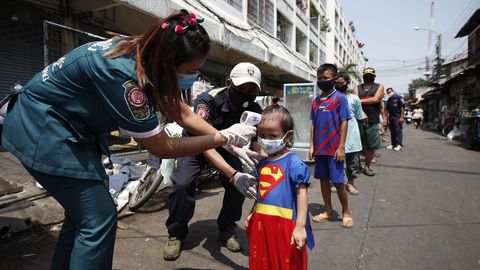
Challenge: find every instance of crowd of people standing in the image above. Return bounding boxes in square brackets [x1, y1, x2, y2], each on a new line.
[0, 8, 416, 270]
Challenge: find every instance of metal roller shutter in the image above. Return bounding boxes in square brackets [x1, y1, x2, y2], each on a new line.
[0, 19, 43, 99]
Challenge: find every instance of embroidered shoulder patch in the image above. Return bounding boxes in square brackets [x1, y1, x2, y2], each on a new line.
[123, 80, 151, 120]
[196, 104, 209, 120]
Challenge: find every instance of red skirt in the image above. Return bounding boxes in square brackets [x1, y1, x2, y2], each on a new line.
[248, 213, 308, 270]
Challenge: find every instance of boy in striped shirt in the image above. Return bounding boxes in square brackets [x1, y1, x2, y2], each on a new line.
[309, 63, 353, 228]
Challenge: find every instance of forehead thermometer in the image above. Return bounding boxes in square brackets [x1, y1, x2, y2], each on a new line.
[240, 111, 262, 126]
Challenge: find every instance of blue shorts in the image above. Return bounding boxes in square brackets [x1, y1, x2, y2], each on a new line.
[314, 156, 345, 184]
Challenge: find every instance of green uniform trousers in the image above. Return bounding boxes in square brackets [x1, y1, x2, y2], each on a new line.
[25, 166, 117, 270]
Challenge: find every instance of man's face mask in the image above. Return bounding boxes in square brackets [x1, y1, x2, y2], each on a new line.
[363, 75, 375, 83]
[177, 72, 199, 91]
[229, 86, 256, 109]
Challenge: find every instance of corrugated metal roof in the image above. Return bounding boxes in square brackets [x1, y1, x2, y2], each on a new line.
[455, 9, 480, 38]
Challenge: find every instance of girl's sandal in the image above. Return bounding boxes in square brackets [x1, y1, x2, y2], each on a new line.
[347, 184, 359, 195]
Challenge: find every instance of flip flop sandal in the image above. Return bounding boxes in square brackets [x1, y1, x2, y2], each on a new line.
[312, 212, 334, 223]
[347, 185, 359, 195]
[341, 216, 354, 228]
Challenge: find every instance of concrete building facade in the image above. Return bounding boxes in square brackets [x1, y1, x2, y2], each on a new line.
[1, 0, 365, 99]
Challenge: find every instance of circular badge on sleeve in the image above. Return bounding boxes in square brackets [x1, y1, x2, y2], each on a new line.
[127, 88, 147, 107]
[123, 80, 151, 120]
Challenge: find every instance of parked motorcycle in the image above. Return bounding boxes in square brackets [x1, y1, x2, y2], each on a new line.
[128, 122, 181, 211]
[128, 122, 219, 211]
[404, 110, 413, 124]
[405, 116, 412, 124]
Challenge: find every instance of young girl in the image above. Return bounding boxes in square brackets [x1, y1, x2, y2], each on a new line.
[245, 104, 314, 270]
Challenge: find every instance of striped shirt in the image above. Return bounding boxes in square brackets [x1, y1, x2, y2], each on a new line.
[310, 90, 350, 156]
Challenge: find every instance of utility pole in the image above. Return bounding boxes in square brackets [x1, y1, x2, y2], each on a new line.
[414, 0, 439, 80]
[425, 1, 435, 74]
[434, 33, 442, 79]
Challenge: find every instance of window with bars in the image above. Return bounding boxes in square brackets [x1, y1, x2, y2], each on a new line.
[296, 28, 307, 56]
[248, 0, 274, 34]
[319, 49, 326, 64]
[277, 12, 288, 44]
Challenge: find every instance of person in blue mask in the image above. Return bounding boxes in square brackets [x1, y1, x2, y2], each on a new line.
[1, 9, 257, 270]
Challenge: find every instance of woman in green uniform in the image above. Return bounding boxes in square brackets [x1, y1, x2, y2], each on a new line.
[1, 10, 256, 270]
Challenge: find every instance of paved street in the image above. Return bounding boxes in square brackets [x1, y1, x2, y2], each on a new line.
[1, 124, 480, 270]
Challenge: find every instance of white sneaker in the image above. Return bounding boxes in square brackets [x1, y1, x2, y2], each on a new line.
[386, 145, 393, 150]
[393, 145, 402, 151]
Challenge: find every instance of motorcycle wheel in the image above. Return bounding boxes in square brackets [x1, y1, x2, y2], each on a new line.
[129, 167, 164, 211]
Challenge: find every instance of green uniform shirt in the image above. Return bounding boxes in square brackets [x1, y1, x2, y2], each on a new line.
[2, 39, 160, 180]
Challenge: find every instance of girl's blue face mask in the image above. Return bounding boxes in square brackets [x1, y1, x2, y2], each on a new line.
[177, 72, 199, 91]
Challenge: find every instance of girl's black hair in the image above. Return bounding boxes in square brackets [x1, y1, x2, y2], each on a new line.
[261, 104, 295, 147]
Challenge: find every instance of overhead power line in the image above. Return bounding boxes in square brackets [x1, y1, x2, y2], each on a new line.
[443, 0, 480, 40]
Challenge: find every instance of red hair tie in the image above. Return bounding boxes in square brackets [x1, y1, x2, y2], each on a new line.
[163, 9, 205, 35]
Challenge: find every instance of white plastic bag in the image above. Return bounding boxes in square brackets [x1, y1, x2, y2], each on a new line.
[447, 126, 462, 140]
[158, 122, 183, 185]
[160, 158, 175, 185]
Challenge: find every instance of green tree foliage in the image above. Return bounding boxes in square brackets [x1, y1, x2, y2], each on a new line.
[320, 16, 331, 32]
[310, 1, 319, 18]
[339, 63, 361, 81]
[408, 78, 429, 89]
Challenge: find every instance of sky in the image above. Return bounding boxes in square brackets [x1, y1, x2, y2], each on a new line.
[339, 0, 479, 93]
